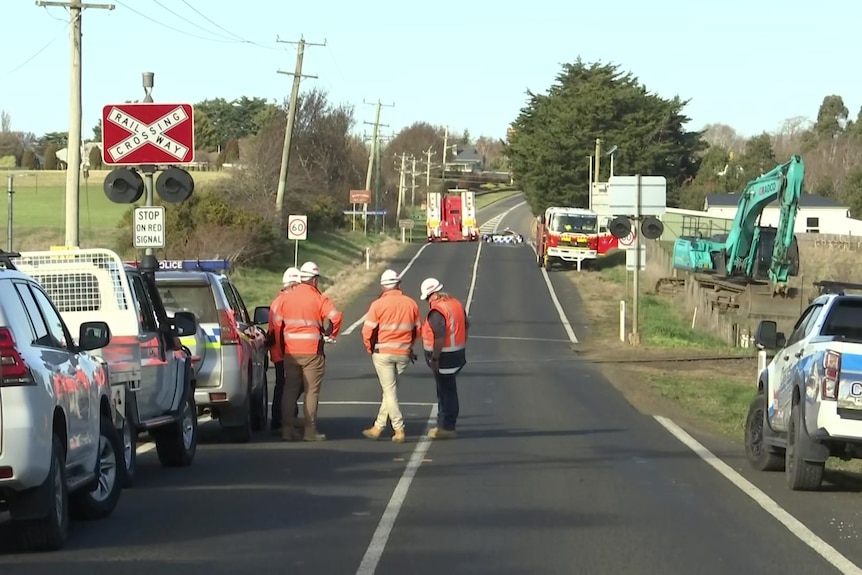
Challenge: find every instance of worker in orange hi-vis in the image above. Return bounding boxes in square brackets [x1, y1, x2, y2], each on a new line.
[361, 269, 420, 443]
[274, 261, 343, 441]
[418, 277, 469, 440]
[265, 266, 302, 435]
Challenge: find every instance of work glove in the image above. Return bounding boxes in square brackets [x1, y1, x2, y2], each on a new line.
[409, 350, 418, 363]
[324, 336, 336, 344]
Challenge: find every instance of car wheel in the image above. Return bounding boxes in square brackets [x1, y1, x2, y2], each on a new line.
[70, 414, 123, 520]
[744, 394, 784, 471]
[154, 392, 198, 467]
[225, 387, 253, 443]
[13, 434, 69, 552]
[120, 403, 137, 488]
[785, 401, 824, 491]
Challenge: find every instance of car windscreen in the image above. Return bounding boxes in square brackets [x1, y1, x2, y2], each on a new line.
[156, 283, 219, 323]
[549, 214, 597, 234]
[820, 299, 862, 341]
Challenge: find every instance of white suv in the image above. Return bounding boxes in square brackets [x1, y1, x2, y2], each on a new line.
[0, 252, 123, 551]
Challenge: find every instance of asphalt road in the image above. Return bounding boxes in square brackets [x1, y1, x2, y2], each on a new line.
[2, 194, 861, 574]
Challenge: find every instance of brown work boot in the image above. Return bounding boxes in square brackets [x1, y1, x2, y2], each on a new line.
[303, 427, 326, 442]
[427, 427, 456, 440]
[392, 428, 406, 443]
[362, 426, 384, 440]
[281, 428, 302, 441]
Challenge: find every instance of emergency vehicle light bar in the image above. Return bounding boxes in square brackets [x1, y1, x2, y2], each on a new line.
[124, 259, 231, 272]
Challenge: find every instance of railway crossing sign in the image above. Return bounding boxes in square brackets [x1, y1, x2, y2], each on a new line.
[288, 215, 308, 241]
[619, 230, 636, 246]
[102, 103, 195, 166]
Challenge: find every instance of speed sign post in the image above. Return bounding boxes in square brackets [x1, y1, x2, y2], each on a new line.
[288, 214, 308, 267]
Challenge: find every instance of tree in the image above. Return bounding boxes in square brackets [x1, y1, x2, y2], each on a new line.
[192, 108, 219, 152]
[506, 59, 706, 212]
[21, 149, 38, 169]
[88, 145, 102, 169]
[44, 144, 59, 170]
[813, 95, 849, 139]
[92, 119, 102, 142]
[194, 96, 278, 149]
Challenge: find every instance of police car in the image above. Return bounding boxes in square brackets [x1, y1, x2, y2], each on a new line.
[150, 260, 269, 443]
[481, 228, 524, 244]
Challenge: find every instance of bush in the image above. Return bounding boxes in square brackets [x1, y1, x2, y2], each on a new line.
[114, 186, 278, 266]
[88, 146, 102, 169]
[43, 145, 58, 170]
[21, 149, 38, 169]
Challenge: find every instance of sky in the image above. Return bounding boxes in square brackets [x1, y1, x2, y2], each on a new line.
[2, 0, 861, 144]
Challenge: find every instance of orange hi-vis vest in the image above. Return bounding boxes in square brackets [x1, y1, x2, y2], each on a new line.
[362, 289, 420, 355]
[276, 283, 343, 356]
[266, 289, 291, 363]
[421, 296, 467, 375]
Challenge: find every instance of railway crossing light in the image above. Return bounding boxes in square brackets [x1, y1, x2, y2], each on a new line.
[155, 167, 195, 203]
[640, 216, 664, 240]
[103, 168, 145, 204]
[608, 216, 632, 239]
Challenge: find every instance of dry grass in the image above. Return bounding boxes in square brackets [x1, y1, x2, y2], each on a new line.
[321, 237, 406, 309]
[797, 236, 862, 285]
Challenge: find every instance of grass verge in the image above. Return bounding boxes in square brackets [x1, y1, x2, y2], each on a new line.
[475, 190, 519, 209]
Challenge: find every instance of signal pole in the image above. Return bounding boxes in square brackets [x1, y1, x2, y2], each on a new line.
[424, 146, 435, 187]
[36, 0, 114, 247]
[362, 99, 394, 235]
[275, 35, 326, 233]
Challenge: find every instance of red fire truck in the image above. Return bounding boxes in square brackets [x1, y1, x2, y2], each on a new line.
[535, 207, 618, 270]
[426, 188, 479, 242]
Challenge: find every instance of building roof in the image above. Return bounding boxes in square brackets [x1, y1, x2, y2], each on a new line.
[452, 148, 482, 164]
[705, 193, 844, 210]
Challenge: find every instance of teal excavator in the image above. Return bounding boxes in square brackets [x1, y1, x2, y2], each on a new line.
[656, 155, 803, 303]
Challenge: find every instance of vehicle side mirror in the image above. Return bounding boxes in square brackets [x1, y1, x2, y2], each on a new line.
[754, 320, 778, 349]
[79, 321, 111, 351]
[172, 311, 198, 337]
[253, 306, 270, 325]
[776, 332, 786, 349]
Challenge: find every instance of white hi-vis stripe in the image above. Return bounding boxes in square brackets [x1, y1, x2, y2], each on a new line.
[106, 106, 190, 162]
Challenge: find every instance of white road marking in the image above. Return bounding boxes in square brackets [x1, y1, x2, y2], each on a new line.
[267, 400, 436, 407]
[343, 242, 432, 335]
[466, 201, 525, 314]
[654, 416, 862, 575]
[356, 405, 438, 575]
[469, 335, 572, 343]
[527, 241, 579, 344]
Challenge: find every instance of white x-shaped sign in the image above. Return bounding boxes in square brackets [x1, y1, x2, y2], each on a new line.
[106, 106, 190, 162]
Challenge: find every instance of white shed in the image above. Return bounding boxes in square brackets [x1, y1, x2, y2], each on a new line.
[703, 193, 862, 236]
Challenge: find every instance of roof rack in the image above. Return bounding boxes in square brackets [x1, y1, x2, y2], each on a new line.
[813, 280, 862, 296]
[0, 249, 21, 271]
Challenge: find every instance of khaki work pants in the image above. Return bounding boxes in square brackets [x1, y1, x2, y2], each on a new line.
[371, 353, 411, 431]
[283, 354, 325, 430]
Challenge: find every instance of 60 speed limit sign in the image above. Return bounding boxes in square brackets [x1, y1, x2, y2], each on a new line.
[288, 214, 307, 240]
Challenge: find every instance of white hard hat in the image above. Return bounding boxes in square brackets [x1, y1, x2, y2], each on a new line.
[419, 277, 443, 301]
[282, 267, 301, 285]
[380, 269, 401, 287]
[299, 261, 320, 279]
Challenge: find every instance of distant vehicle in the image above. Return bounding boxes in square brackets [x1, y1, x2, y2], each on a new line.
[746, 285, 862, 491]
[426, 188, 479, 242]
[143, 259, 269, 443]
[482, 228, 524, 244]
[0, 250, 122, 552]
[535, 206, 601, 270]
[16, 248, 199, 487]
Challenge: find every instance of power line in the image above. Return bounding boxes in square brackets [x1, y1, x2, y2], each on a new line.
[7, 16, 72, 74]
[148, 0, 239, 42]
[180, 0, 253, 44]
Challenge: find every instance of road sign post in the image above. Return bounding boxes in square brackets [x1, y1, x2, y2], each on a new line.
[288, 214, 308, 267]
[133, 205, 166, 249]
[398, 218, 414, 243]
[608, 175, 667, 346]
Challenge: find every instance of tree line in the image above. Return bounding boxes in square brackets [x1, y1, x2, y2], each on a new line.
[505, 58, 862, 218]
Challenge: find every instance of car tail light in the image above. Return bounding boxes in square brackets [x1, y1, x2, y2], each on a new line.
[219, 309, 239, 345]
[821, 350, 841, 400]
[0, 327, 34, 386]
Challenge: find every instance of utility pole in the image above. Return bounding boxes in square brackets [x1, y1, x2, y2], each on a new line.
[424, 146, 436, 187]
[410, 156, 419, 207]
[274, 35, 326, 233]
[362, 99, 394, 235]
[141, 72, 156, 258]
[395, 153, 407, 222]
[36, 0, 114, 247]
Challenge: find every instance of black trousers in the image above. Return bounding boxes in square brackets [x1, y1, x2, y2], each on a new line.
[271, 360, 302, 430]
[434, 371, 460, 431]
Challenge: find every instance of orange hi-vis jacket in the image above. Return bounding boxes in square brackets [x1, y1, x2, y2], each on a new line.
[266, 289, 291, 363]
[361, 288, 420, 355]
[274, 283, 343, 356]
[421, 295, 467, 375]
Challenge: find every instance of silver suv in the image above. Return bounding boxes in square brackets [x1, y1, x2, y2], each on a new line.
[0, 251, 123, 552]
[151, 260, 268, 443]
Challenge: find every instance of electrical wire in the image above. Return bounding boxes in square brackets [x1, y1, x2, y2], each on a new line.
[147, 0, 240, 42]
[177, 0, 283, 51]
[6, 16, 73, 75]
[114, 0, 258, 45]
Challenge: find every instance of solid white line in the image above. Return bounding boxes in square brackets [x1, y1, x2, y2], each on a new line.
[356, 405, 438, 575]
[267, 400, 436, 407]
[469, 335, 572, 343]
[466, 201, 526, 315]
[343, 242, 432, 335]
[528, 241, 579, 344]
[654, 416, 862, 575]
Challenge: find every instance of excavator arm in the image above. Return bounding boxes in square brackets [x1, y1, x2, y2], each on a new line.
[719, 156, 803, 290]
